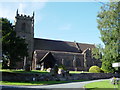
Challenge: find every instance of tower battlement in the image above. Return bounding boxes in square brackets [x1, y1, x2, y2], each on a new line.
[14, 9, 34, 67]
[16, 9, 34, 20]
[16, 14, 34, 19]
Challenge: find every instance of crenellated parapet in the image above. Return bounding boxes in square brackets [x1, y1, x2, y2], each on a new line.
[15, 9, 34, 20]
[16, 14, 34, 20]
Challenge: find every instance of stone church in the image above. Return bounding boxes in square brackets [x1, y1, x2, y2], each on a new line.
[14, 10, 101, 71]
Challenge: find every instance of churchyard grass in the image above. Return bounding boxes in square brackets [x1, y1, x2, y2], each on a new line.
[0, 69, 49, 74]
[0, 69, 89, 74]
[84, 80, 119, 88]
[1, 80, 91, 86]
[0, 81, 69, 85]
[69, 71, 89, 74]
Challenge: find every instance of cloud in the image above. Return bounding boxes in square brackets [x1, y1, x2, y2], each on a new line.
[0, 0, 49, 2]
[18, 3, 26, 14]
[0, 1, 47, 22]
[0, 4, 15, 20]
[0, 0, 111, 2]
[59, 24, 72, 30]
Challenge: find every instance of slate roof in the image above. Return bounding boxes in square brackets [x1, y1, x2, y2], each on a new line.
[34, 38, 95, 53]
[77, 43, 95, 51]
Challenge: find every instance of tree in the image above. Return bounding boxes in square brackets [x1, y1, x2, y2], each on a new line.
[1, 18, 28, 69]
[92, 44, 102, 60]
[97, 1, 120, 72]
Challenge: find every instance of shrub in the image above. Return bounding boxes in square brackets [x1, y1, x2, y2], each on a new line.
[89, 66, 101, 73]
[101, 61, 115, 73]
[58, 64, 66, 71]
[100, 68, 108, 73]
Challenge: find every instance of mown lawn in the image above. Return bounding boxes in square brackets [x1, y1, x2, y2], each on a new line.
[69, 71, 89, 74]
[1, 79, 90, 86]
[0, 81, 69, 86]
[0, 69, 49, 74]
[0, 69, 89, 74]
[84, 80, 120, 89]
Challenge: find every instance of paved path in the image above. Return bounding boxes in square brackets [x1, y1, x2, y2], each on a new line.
[1, 79, 110, 90]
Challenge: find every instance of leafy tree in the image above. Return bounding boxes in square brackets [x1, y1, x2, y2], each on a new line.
[97, 1, 120, 72]
[92, 44, 102, 60]
[1, 18, 28, 69]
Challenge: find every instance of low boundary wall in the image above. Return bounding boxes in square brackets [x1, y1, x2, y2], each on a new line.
[2, 72, 119, 82]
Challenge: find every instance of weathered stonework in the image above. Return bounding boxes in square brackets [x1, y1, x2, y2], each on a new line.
[14, 10, 101, 70]
[2, 72, 119, 82]
[14, 10, 34, 68]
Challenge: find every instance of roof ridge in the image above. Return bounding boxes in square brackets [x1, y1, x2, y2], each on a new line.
[34, 38, 74, 43]
[35, 50, 82, 54]
[34, 38, 94, 45]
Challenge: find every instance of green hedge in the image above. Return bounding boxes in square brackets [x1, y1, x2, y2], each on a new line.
[89, 66, 103, 73]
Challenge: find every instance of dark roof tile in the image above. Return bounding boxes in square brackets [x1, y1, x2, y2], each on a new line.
[34, 38, 95, 53]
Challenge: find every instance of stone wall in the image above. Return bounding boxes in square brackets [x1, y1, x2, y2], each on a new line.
[33, 50, 85, 71]
[15, 11, 34, 69]
[2, 72, 118, 82]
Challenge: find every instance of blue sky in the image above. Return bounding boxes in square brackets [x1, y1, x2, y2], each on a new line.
[0, 1, 107, 45]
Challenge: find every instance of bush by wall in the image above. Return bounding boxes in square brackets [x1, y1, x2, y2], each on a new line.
[89, 66, 102, 73]
[58, 64, 66, 71]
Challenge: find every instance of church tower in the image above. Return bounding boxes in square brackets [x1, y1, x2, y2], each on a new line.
[14, 9, 34, 68]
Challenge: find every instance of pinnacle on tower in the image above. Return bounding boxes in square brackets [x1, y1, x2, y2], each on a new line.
[33, 11, 35, 18]
[16, 9, 18, 16]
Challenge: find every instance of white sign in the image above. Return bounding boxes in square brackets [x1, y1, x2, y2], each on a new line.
[112, 62, 120, 67]
[0, 60, 3, 63]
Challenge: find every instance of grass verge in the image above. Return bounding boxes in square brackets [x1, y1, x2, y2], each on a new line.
[0, 81, 69, 86]
[84, 80, 119, 89]
[1, 80, 91, 86]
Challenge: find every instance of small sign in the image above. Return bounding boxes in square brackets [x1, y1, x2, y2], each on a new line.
[0, 60, 3, 63]
[112, 62, 120, 67]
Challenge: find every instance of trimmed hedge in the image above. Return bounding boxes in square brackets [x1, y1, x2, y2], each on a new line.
[89, 66, 103, 73]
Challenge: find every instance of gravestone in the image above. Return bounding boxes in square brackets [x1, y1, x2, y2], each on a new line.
[47, 68, 52, 72]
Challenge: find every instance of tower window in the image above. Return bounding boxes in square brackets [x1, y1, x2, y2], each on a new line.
[21, 23, 26, 31]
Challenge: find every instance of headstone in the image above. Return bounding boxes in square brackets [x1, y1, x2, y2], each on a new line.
[41, 65, 44, 71]
[58, 69, 64, 74]
[47, 68, 52, 72]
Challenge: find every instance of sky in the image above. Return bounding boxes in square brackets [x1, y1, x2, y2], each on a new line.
[0, 0, 111, 46]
